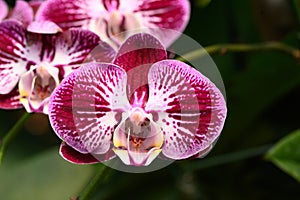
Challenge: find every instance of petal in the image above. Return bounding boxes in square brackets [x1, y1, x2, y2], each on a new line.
[0, 20, 28, 94]
[61, 40, 116, 79]
[36, 0, 102, 30]
[0, 0, 8, 21]
[113, 33, 166, 72]
[145, 60, 227, 160]
[0, 86, 23, 109]
[113, 148, 162, 166]
[113, 33, 167, 105]
[29, 0, 44, 14]
[60, 142, 116, 164]
[49, 63, 130, 155]
[51, 29, 101, 66]
[119, 0, 190, 47]
[9, 0, 34, 27]
[27, 21, 62, 34]
[83, 40, 116, 63]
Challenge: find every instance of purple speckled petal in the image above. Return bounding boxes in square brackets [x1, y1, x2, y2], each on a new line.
[27, 21, 62, 34]
[145, 60, 227, 160]
[113, 33, 166, 107]
[49, 63, 130, 155]
[0, 20, 28, 94]
[51, 29, 101, 66]
[10, 0, 34, 27]
[119, 0, 190, 46]
[0, 86, 23, 109]
[36, 0, 101, 30]
[62, 40, 116, 79]
[59, 142, 116, 164]
[0, 0, 8, 21]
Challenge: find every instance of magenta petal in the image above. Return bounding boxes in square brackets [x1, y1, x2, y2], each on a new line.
[130, 0, 190, 46]
[113, 33, 166, 104]
[113, 33, 167, 72]
[10, 0, 34, 27]
[27, 21, 62, 34]
[49, 63, 130, 154]
[0, 20, 27, 94]
[0, 0, 8, 21]
[60, 142, 115, 164]
[36, 0, 99, 30]
[0, 86, 23, 109]
[146, 60, 227, 159]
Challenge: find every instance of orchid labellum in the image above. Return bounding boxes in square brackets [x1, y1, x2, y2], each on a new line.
[0, 20, 115, 113]
[36, 0, 190, 47]
[48, 33, 227, 166]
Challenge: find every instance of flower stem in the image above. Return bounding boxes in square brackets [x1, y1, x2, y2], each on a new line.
[179, 42, 300, 61]
[77, 165, 111, 200]
[0, 112, 31, 166]
[182, 144, 271, 172]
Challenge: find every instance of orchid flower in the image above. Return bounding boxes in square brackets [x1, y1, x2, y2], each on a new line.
[48, 33, 227, 166]
[0, 20, 115, 113]
[0, 0, 34, 27]
[35, 0, 190, 47]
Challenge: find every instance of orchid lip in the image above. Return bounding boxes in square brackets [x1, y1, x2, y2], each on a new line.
[113, 107, 164, 166]
[19, 63, 59, 114]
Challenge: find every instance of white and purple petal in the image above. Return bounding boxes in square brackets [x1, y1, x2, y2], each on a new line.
[0, 20, 28, 94]
[36, 0, 102, 30]
[0, 0, 8, 21]
[49, 63, 130, 156]
[9, 0, 34, 27]
[60, 142, 115, 164]
[145, 60, 227, 160]
[124, 0, 190, 46]
[0, 86, 23, 109]
[51, 29, 101, 66]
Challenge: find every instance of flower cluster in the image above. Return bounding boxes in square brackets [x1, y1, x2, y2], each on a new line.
[0, 0, 227, 167]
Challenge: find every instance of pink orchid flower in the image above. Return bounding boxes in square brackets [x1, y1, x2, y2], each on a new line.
[0, 20, 115, 113]
[35, 0, 190, 47]
[0, 0, 34, 27]
[48, 33, 227, 166]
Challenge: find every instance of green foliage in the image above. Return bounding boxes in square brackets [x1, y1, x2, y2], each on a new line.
[267, 130, 300, 182]
[195, 0, 211, 8]
[293, 0, 300, 24]
[0, 148, 93, 200]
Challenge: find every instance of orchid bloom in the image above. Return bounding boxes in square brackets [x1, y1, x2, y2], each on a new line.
[35, 0, 190, 47]
[0, 0, 34, 27]
[0, 20, 115, 113]
[48, 33, 227, 166]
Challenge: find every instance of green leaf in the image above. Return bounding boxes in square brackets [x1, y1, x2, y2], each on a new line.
[196, 0, 212, 8]
[266, 130, 300, 182]
[0, 148, 94, 200]
[293, 0, 300, 24]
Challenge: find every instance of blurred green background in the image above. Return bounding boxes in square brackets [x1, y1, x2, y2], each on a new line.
[1, 0, 300, 199]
